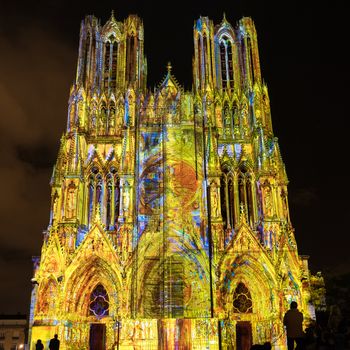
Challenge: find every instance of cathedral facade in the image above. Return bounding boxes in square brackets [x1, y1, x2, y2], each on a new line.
[28, 12, 313, 350]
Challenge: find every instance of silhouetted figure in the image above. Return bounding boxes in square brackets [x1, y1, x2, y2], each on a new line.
[49, 334, 60, 350]
[36, 339, 44, 350]
[263, 342, 271, 349]
[284, 301, 304, 350]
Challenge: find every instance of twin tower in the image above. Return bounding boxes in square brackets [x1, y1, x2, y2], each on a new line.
[29, 12, 313, 350]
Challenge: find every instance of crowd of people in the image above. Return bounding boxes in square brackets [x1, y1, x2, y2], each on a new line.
[250, 302, 350, 349]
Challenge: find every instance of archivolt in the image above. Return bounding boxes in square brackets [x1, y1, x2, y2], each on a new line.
[63, 256, 122, 317]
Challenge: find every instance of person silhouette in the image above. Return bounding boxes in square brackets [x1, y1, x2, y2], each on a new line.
[35, 339, 44, 350]
[283, 301, 304, 350]
[49, 334, 60, 350]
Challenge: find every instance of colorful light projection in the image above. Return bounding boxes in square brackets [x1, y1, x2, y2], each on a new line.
[28, 12, 316, 350]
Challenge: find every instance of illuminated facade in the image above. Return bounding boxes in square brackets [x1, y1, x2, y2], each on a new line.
[29, 12, 313, 350]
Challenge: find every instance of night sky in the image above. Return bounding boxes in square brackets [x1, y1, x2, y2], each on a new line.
[0, 1, 348, 315]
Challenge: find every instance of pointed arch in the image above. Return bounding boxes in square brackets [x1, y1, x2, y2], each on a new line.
[64, 255, 122, 317]
[215, 22, 236, 90]
[89, 283, 110, 318]
[138, 249, 210, 319]
[219, 35, 234, 89]
[218, 249, 277, 319]
[135, 221, 211, 318]
[232, 282, 253, 313]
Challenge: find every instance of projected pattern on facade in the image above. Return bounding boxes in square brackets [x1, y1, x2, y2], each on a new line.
[28, 12, 314, 350]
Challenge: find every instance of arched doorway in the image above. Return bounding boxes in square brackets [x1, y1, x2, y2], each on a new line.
[233, 283, 253, 350]
[89, 284, 109, 350]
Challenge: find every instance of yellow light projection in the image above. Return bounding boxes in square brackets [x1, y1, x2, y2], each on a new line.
[28, 12, 316, 350]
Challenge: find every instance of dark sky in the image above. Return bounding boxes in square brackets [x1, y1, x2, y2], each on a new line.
[0, 0, 348, 314]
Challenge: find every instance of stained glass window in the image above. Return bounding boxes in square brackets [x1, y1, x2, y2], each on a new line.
[89, 284, 109, 318]
[233, 282, 253, 313]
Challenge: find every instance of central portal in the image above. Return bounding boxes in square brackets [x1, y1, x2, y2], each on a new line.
[89, 323, 106, 350]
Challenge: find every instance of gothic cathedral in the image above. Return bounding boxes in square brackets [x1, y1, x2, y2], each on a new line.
[28, 12, 314, 350]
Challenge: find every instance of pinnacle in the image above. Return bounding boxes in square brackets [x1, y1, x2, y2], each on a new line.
[110, 10, 116, 21]
[240, 202, 247, 223]
[93, 203, 102, 224]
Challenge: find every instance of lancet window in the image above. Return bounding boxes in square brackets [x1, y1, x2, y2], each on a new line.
[87, 165, 120, 227]
[89, 284, 109, 318]
[113, 172, 120, 227]
[220, 167, 255, 232]
[87, 167, 103, 225]
[238, 168, 255, 225]
[82, 32, 91, 85]
[220, 169, 236, 231]
[203, 34, 208, 84]
[247, 36, 255, 84]
[103, 36, 119, 92]
[197, 36, 202, 84]
[219, 35, 234, 89]
[232, 282, 253, 313]
[105, 168, 120, 229]
[126, 35, 136, 83]
[110, 40, 118, 90]
[89, 101, 98, 134]
[103, 42, 111, 90]
[197, 33, 210, 86]
[106, 175, 112, 228]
